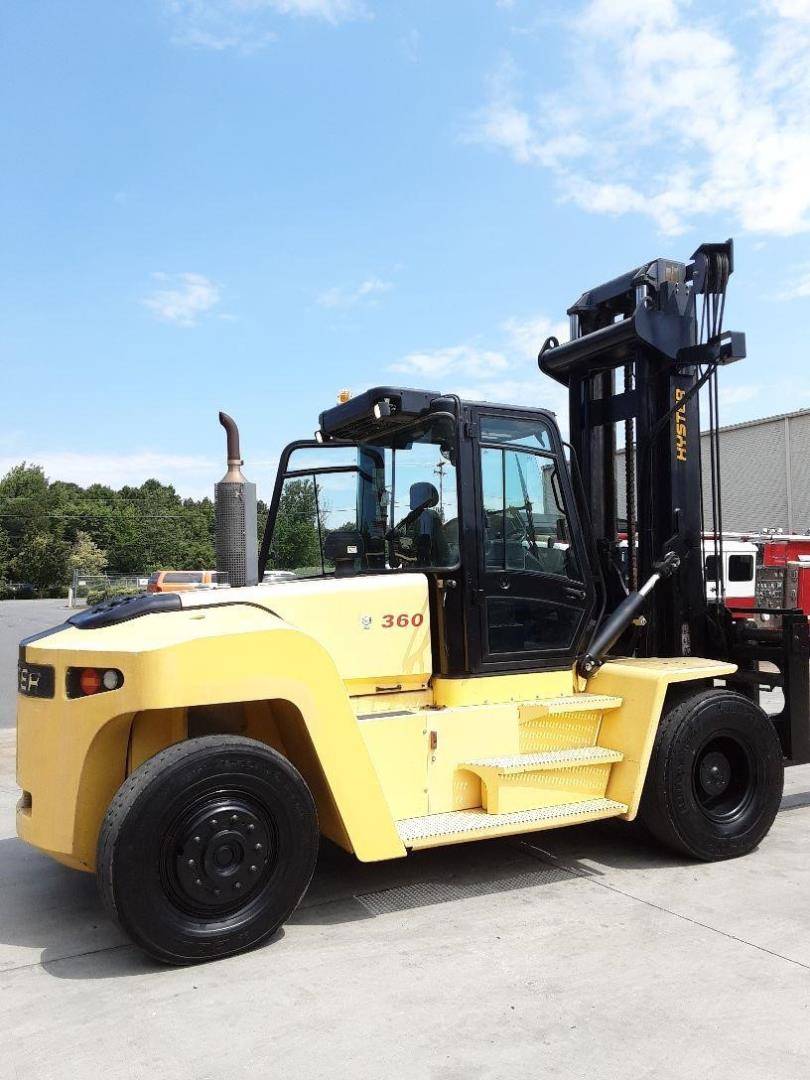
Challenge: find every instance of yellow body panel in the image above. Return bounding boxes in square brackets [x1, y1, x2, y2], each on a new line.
[424, 704, 521, 813]
[589, 656, 737, 817]
[16, 562, 737, 872]
[129, 707, 186, 771]
[183, 575, 433, 686]
[432, 669, 574, 707]
[17, 601, 412, 869]
[360, 713, 429, 820]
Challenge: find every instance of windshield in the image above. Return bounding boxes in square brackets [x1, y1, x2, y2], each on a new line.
[263, 415, 459, 577]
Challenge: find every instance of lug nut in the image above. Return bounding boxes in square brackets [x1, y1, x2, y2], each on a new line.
[247, 824, 255, 833]
[249, 864, 258, 873]
[254, 842, 262, 852]
[187, 859, 195, 868]
[193, 835, 201, 844]
[195, 878, 202, 886]
[231, 814, 238, 823]
[234, 882, 242, 891]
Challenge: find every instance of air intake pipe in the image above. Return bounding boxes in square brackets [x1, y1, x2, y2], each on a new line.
[215, 412, 258, 588]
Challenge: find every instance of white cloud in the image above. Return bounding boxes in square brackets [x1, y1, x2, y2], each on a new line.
[166, 0, 366, 50]
[389, 313, 570, 427]
[391, 344, 509, 379]
[468, 1, 810, 236]
[270, 0, 364, 20]
[467, 57, 588, 168]
[502, 314, 568, 360]
[765, 0, 810, 19]
[142, 272, 222, 327]
[317, 277, 392, 309]
[779, 264, 810, 299]
[718, 384, 763, 407]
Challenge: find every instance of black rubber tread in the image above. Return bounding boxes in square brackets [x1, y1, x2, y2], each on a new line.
[639, 688, 783, 861]
[97, 735, 318, 964]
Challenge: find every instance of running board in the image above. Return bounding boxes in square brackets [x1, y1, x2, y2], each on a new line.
[397, 798, 628, 850]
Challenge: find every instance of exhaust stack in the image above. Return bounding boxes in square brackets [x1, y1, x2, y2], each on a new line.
[215, 412, 258, 588]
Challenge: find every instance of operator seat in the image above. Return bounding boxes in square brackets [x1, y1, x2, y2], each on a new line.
[407, 482, 450, 567]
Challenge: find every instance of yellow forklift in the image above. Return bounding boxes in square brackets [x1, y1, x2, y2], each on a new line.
[16, 240, 809, 963]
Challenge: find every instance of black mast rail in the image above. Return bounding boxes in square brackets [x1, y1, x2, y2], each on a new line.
[539, 241, 743, 660]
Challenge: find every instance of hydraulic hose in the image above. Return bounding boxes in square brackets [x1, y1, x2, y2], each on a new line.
[577, 551, 681, 679]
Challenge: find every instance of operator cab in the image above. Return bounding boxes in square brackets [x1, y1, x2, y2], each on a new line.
[259, 386, 597, 677]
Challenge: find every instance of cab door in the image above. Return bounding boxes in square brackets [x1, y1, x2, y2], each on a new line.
[472, 409, 596, 671]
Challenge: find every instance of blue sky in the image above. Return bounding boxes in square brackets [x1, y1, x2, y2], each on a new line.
[3, 0, 810, 497]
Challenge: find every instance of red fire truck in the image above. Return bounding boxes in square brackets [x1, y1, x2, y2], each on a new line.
[703, 537, 757, 616]
[755, 535, 810, 622]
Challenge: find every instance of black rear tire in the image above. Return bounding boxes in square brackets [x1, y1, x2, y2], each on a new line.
[97, 735, 318, 964]
[639, 688, 783, 861]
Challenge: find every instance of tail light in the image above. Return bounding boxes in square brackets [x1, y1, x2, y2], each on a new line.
[67, 667, 124, 698]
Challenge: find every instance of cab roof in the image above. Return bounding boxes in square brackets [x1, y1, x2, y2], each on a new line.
[318, 386, 451, 442]
[318, 385, 557, 444]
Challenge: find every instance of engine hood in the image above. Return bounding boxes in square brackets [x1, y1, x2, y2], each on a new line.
[180, 574, 433, 686]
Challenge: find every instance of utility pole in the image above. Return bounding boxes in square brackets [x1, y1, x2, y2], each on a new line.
[434, 459, 447, 518]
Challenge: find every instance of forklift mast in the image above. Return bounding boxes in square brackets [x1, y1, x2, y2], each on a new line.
[540, 240, 744, 661]
[540, 240, 810, 765]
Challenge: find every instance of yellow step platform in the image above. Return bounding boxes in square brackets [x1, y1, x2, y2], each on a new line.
[397, 798, 628, 849]
[462, 746, 624, 813]
[518, 693, 623, 752]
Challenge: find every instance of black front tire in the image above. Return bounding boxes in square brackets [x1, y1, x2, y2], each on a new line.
[97, 735, 318, 964]
[639, 688, 783, 861]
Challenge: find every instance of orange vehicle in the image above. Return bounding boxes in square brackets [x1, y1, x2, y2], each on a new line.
[146, 570, 226, 593]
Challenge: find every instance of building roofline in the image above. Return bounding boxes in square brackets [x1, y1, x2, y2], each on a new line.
[617, 407, 810, 456]
[700, 407, 810, 437]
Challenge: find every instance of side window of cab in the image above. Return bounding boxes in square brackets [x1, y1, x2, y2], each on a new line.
[476, 412, 592, 662]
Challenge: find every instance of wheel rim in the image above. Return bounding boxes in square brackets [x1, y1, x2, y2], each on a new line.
[162, 791, 277, 918]
[692, 733, 755, 823]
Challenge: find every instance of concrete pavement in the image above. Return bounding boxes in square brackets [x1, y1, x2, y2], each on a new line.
[1, 724, 809, 1079]
[1, 600, 71, 729]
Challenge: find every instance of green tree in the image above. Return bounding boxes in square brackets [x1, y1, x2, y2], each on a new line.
[0, 526, 10, 581]
[68, 531, 108, 575]
[10, 533, 71, 589]
[0, 462, 231, 593]
[268, 480, 320, 571]
[0, 463, 51, 542]
[257, 498, 269, 544]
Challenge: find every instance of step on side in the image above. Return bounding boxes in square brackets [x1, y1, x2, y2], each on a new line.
[397, 798, 628, 850]
[462, 747, 623, 814]
[518, 693, 623, 753]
